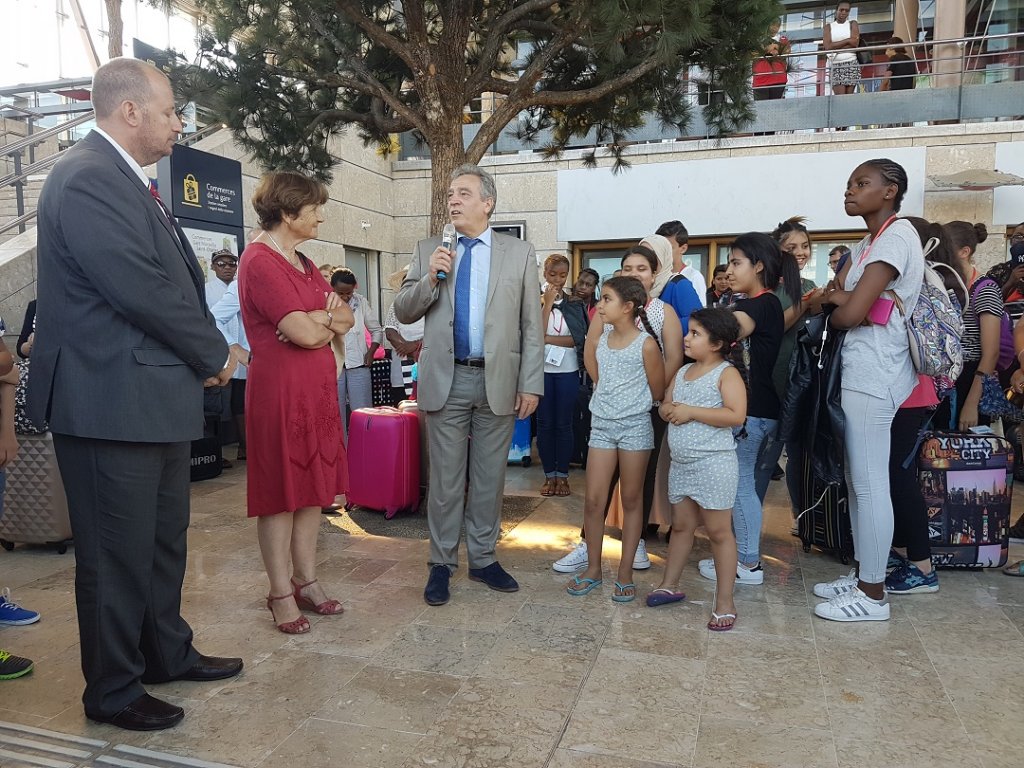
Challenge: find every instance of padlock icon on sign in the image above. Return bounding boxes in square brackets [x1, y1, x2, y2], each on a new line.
[183, 173, 200, 205]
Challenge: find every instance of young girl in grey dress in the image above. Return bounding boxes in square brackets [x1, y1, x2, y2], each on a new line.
[648, 309, 747, 631]
[567, 277, 664, 602]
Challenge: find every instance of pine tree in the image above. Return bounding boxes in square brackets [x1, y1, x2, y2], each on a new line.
[183, 0, 781, 230]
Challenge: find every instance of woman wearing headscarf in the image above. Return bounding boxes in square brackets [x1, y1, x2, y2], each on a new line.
[644, 233, 702, 335]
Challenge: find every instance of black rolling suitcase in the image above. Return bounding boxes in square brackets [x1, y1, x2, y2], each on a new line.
[797, 451, 854, 564]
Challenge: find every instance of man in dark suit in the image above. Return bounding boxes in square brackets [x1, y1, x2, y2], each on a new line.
[394, 164, 544, 606]
[28, 58, 243, 731]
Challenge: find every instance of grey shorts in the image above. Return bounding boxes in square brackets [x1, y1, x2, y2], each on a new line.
[589, 413, 654, 452]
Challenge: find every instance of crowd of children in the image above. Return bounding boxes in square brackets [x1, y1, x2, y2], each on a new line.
[545, 157, 1024, 630]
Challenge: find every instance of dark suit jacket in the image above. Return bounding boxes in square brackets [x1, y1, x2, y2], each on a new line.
[27, 131, 228, 442]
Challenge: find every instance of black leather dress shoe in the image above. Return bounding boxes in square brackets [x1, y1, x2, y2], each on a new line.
[468, 562, 519, 592]
[87, 693, 184, 731]
[424, 565, 451, 606]
[143, 655, 243, 684]
[175, 655, 243, 681]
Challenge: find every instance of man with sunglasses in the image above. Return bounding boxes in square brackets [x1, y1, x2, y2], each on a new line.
[206, 249, 238, 307]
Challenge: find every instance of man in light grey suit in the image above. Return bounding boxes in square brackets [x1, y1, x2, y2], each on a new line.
[394, 164, 544, 606]
[28, 58, 242, 731]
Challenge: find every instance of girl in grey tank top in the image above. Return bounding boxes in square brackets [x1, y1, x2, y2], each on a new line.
[568, 277, 664, 604]
[648, 309, 748, 631]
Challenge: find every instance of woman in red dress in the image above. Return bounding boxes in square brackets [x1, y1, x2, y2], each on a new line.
[239, 171, 354, 634]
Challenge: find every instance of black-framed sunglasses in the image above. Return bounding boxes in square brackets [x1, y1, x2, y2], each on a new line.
[212, 261, 237, 268]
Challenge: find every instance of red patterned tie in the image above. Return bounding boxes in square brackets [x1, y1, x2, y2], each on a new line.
[149, 181, 180, 242]
[149, 181, 166, 211]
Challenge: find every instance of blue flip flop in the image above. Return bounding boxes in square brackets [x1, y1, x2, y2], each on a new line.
[645, 588, 686, 607]
[567, 576, 602, 596]
[612, 582, 636, 603]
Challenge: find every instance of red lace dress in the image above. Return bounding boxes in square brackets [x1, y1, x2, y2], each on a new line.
[238, 242, 346, 517]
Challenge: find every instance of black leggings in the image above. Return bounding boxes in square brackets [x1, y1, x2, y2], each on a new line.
[889, 407, 932, 562]
[582, 406, 667, 537]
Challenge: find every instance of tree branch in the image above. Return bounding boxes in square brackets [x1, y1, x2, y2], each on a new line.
[476, 76, 517, 96]
[526, 55, 665, 107]
[273, 62, 425, 133]
[333, 0, 418, 74]
[305, 103, 412, 136]
[465, 93, 528, 161]
[400, 0, 429, 51]
[466, 0, 561, 94]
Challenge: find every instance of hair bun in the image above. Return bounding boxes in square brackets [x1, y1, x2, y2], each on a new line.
[974, 223, 988, 244]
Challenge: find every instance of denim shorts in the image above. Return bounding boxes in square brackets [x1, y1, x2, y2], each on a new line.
[588, 413, 654, 452]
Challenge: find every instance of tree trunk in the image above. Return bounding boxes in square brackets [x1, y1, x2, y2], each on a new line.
[104, 0, 124, 59]
[426, 117, 467, 236]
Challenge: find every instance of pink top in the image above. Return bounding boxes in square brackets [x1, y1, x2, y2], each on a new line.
[901, 374, 940, 409]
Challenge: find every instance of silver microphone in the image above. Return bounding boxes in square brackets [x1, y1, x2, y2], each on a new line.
[438, 222, 457, 281]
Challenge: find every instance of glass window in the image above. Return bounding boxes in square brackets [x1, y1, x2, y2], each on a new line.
[682, 245, 709, 281]
[581, 252, 623, 284]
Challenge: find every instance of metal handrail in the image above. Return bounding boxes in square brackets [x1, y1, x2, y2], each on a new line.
[769, 28, 1024, 63]
[0, 152, 62, 189]
[0, 210, 37, 238]
[1, 111, 95, 159]
[0, 104, 45, 119]
[0, 77, 92, 98]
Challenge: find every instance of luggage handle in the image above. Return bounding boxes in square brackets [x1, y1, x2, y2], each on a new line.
[361, 405, 408, 429]
[795, 483, 846, 522]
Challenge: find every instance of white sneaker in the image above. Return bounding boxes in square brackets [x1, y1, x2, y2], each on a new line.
[633, 539, 651, 570]
[812, 569, 858, 599]
[814, 588, 890, 622]
[552, 540, 588, 573]
[698, 559, 764, 585]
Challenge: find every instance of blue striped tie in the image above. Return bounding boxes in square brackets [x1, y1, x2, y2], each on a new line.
[454, 237, 480, 359]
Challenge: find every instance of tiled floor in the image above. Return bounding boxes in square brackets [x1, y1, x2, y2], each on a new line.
[1, 460, 1023, 768]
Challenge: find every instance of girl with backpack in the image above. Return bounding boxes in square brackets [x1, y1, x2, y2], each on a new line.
[812, 159, 923, 623]
[934, 222, 1003, 432]
[882, 218, 967, 595]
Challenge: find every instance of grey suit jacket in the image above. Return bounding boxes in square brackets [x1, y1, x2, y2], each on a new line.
[27, 131, 228, 442]
[393, 231, 544, 415]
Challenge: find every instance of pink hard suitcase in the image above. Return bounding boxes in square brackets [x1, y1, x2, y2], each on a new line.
[347, 407, 420, 518]
[397, 399, 429, 496]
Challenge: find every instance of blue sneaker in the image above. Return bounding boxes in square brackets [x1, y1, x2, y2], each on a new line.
[886, 549, 908, 572]
[885, 563, 939, 595]
[0, 588, 40, 626]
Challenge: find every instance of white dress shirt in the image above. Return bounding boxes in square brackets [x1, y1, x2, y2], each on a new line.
[211, 281, 248, 380]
